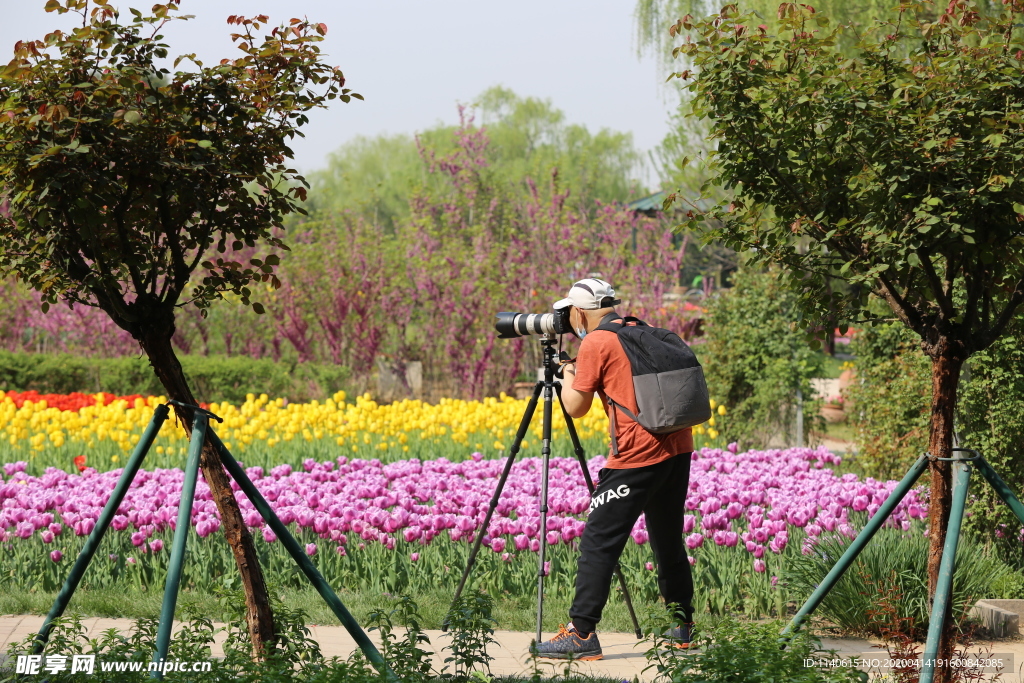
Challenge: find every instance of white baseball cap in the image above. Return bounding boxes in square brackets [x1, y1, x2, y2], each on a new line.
[553, 278, 621, 311]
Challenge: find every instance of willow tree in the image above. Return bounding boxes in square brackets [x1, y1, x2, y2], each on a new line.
[673, 2, 1024, 679]
[633, 0, 1007, 64]
[0, 0, 359, 655]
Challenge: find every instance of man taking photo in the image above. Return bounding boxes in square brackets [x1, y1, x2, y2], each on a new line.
[532, 278, 695, 661]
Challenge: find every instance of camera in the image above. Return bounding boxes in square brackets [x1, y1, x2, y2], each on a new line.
[495, 309, 571, 339]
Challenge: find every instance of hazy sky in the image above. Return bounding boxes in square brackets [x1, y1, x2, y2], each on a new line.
[2, 1, 680, 186]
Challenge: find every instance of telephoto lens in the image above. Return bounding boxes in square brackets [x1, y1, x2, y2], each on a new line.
[495, 310, 571, 339]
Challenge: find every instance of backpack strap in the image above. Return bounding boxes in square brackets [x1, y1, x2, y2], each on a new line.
[606, 395, 647, 458]
[595, 313, 648, 334]
[591, 312, 649, 456]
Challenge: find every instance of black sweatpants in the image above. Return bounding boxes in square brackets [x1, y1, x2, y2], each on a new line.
[569, 452, 693, 634]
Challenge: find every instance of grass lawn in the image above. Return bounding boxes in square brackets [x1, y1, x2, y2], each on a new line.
[0, 585, 651, 635]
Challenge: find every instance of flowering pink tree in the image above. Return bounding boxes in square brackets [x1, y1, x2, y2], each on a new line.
[1, 111, 696, 401]
[0, 281, 136, 357]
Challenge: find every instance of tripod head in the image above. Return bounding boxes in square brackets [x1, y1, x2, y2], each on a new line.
[537, 334, 567, 381]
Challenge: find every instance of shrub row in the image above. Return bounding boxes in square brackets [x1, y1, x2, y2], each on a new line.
[0, 351, 350, 403]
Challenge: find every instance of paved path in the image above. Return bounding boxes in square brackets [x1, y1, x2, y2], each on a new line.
[2, 615, 1023, 681]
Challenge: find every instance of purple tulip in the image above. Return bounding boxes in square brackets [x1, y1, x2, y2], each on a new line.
[149, 539, 164, 553]
[306, 543, 317, 556]
[50, 550, 62, 562]
[0, 444, 945, 574]
[263, 528, 277, 543]
[410, 552, 420, 562]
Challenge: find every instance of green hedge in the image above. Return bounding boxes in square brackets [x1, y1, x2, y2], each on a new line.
[0, 351, 350, 403]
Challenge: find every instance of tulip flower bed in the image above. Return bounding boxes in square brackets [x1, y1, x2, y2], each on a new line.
[0, 389, 729, 475]
[0, 445, 929, 621]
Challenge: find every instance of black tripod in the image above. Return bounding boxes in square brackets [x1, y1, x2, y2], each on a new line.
[443, 334, 642, 644]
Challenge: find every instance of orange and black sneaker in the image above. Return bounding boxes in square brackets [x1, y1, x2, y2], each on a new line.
[531, 624, 603, 660]
[664, 622, 695, 649]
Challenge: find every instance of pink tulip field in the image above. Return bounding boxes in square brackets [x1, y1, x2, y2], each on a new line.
[0, 445, 929, 618]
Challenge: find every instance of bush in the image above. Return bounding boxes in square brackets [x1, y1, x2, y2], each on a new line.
[700, 268, 824, 449]
[844, 323, 931, 481]
[784, 527, 1017, 638]
[0, 351, 350, 403]
[955, 332, 1024, 565]
[643, 613, 865, 683]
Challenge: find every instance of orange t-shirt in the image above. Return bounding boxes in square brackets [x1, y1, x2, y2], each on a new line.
[573, 323, 694, 469]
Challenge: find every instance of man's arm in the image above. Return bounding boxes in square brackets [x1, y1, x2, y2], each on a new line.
[559, 363, 594, 418]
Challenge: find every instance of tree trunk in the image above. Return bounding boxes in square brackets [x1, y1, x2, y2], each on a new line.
[926, 348, 964, 683]
[137, 324, 276, 659]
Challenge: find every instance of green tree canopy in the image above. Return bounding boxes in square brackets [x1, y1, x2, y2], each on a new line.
[305, 85, 647, 232]
[638, 0, 1007, 192]
[674, 2, 1024, 675]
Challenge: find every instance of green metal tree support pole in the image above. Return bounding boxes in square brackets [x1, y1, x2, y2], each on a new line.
[974, 456, 1024, 528]
[151, 412, 208, 678]
[919, 456, 972, 683]
[32, 405, 171, 654]
[206, 429, 394, 681]
[30, 403, 393, 683]
[779, 453, 931, 640]
[782, 447, 1024, 681]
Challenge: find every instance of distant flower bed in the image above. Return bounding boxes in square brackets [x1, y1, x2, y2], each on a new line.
[0, 390, 729, 471]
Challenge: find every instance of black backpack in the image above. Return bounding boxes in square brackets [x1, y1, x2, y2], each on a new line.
[594, 313, 712, 455]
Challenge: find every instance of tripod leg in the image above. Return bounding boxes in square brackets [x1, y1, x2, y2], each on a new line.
[32, 405, 171, 654]
[152, 413, 207, 679]
[536, 381, 554, 645]
[555, 382, 643, 639]
[443, 381, 543, 631]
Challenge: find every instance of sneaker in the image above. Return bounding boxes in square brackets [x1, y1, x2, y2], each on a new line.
[663, 621, 695, 649]
[531, 624, 603, 660]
